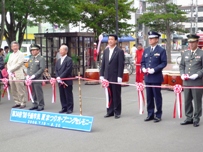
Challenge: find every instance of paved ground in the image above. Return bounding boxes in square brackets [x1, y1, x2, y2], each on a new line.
[0, 75, 203, 152]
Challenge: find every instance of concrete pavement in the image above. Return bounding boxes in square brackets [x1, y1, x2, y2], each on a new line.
[0, 75, 202, 152]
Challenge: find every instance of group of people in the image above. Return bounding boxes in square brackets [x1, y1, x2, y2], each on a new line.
[3, 41, 74, 114]
[3, 32, 203, 127]
[100, 32, 203, 127]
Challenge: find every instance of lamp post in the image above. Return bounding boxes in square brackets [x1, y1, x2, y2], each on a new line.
[115, 0, 118, 35]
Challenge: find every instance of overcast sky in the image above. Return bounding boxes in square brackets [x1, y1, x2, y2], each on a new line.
[177, 0, 203, 6]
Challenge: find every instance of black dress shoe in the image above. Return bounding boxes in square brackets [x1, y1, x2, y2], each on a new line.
[104, 114, 114, 118]
[154, 117, 161, 123]
[144, 116, 154, 121]
[29, 106, 38, 110]
[12, 104, 21, 108]
[59, 109, 67, 113]
[19, 105, 26, 109]
[67, 110, 73, 114]
[37, 107, 44, 111]
[193, 121, 200, 127]
[180, 120, 193, 125]
[115, 115, 120, 119]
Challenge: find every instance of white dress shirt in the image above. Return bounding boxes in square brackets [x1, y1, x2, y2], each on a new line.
[60, 55, 67, 65]
[109, 46, 116, 60]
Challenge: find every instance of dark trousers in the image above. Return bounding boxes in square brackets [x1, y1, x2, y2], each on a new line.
[31, 82, 45, 108]
[107, 83, 122, 116]
[184, 88, 203, 122]
[58, 85, 74, 111]
[145, 83, 162, 118]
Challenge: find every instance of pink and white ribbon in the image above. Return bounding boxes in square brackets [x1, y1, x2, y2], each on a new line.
[50, 78, 56, 103]
[25, 79, 34, 103]
[96, 34, 103, 54]
[173, 84, 182, 118]
[101, 79, 110, 108]
[136, 83, 145, 114]
[2, 78, 10, 100]
[184, 74, 189, 80]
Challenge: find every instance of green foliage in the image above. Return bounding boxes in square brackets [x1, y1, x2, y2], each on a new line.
[0, 0, 84, 47]
[77, 0, 136, 38]
[137, 0, 187, 34]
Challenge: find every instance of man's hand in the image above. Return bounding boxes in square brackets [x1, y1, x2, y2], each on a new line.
[26, 75, 30, 80]
[99, 76, 104, 80]
[181, 74, 185, 80]
[142, 68, 147, 73]
[117, 77, 122, 83]
[148, 68, 155, 74]
[30, 75, 35, 80]
[189, 74, 198, 80]
[56, 77, 62, 83]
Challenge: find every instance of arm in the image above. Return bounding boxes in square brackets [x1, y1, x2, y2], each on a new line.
[118, 49, 125, 78]
[100, 50, 106, 77]
[34, 57, 46, 78]
[9, 53, 24, 72]
[60, 58, 73, 78]
[153, 49, 167, 73]
[179, 52, 185, 75]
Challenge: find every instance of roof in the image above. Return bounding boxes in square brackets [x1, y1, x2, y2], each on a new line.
[101, 35, 135, 43]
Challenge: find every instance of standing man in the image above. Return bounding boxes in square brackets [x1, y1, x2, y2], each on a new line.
[7, 41, 27, 108]
[55, 45, 74, 114]
[135, 43, 144, 83]
[179, 34, 203, 127]
[141, 31, 167, 123]
[27, 44, 46, 111]
[100, 34, 125, 119]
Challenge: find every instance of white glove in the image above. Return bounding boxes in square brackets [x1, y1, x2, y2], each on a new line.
[100, 76, 104, 80]
[148, 68, 155, 74]
[57, 80, 62, 83]
[189, 74, 198, 80]
[56, 77, 62, 83]
[181, 74, 185, 81]
[26, 75, 30, 80]
[142, 68, 147, 73]
[30, 75, 35, 80]
[117, 77, 122, 83]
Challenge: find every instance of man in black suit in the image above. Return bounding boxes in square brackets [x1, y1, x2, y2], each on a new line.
[141, 31, 167, 123]
[55, 45, 74, 114]
[100, 34, 125, 119]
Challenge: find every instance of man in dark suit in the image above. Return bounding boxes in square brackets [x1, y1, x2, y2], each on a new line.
[179, 34, 203, 127]
[141, 31, 167, 123]
[27, 44, 46, 111]
[55, 45, 74, 114]
[100, 34, 125, 119]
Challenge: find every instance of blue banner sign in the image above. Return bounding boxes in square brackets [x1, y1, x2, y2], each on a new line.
[10, 109, 93, 132]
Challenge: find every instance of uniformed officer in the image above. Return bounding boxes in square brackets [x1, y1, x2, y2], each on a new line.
[27, 44, 46, 111]
[179, 34, 203, 127]
[141, 31, 167, 123]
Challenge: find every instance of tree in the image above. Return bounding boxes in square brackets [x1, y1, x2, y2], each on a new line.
[137, 0, 187, 63]
[0, 0, 5, 47]
[0, 0, 84, 47]
[77, 0, 136, 39]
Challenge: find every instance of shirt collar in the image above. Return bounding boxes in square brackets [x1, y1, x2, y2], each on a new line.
[61, 55, 67, 60]
[151, 45, 157, 50]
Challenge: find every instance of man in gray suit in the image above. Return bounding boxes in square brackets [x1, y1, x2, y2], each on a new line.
[27, 44, 46, 111]
[179, 34, 203, 127]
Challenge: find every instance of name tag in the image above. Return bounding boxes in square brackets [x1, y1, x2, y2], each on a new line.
[35, 60, 39, 62]
[185, 56, 189, 59]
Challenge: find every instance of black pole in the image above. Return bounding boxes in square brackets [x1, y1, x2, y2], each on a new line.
[115, 0, 118, 36]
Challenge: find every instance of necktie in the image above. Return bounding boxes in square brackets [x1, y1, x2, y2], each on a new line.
[191, 51, 194, 57]
[150, 47, 153, 53]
